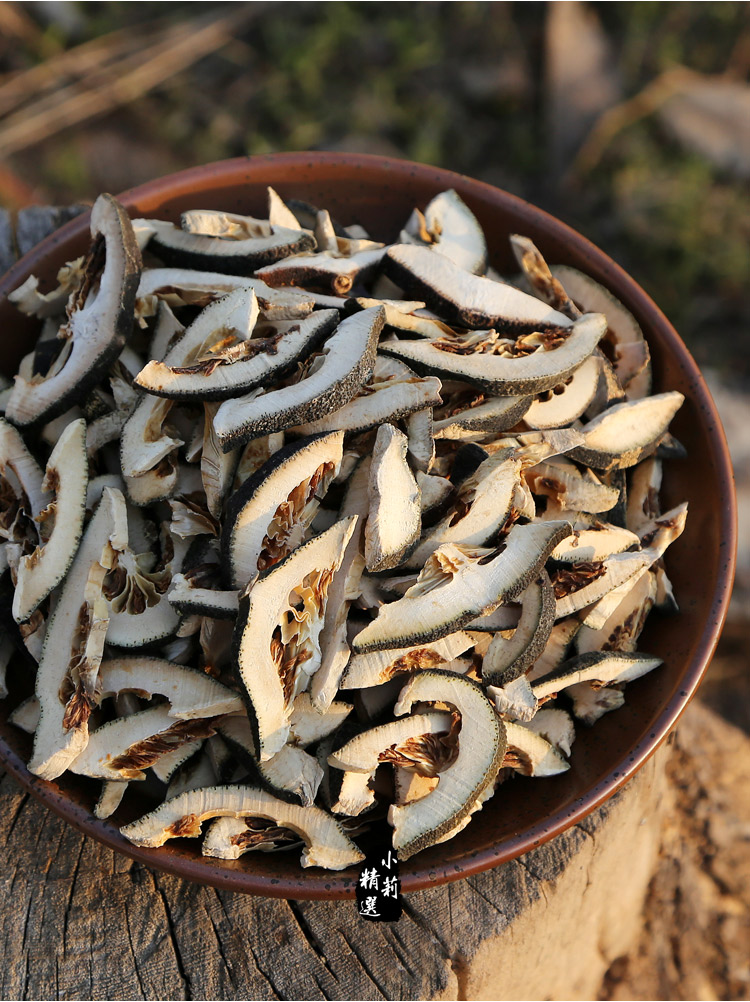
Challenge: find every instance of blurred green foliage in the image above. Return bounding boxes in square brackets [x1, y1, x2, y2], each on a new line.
[2, 1, 749, 375]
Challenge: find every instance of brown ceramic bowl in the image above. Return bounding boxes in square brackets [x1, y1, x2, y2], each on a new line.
[0, 154, 736, 899]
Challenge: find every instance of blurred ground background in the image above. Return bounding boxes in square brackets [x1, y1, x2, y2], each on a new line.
[0, 2, 748, 999]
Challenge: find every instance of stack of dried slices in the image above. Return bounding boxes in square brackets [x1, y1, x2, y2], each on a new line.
[0, 188, 686, 869]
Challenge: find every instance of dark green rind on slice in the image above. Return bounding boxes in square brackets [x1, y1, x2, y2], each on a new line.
[218, 720, 311, 808]
[433, 395, 531, 438]
[531, 650, 663, 699]
[352, 521, 572, 653]
[379, 313, 607, 397]
[6, 194, 142, 427]
[214, 307, 385, 452]
[383, 245, 571, 333]
[567, 441, 662, 473]
[390, 669, 507, 860]
[149, 224, 316, 275]
[482, 572, 556, 687]
[137, 309, 339, 402]
[221, 431, 343, 589]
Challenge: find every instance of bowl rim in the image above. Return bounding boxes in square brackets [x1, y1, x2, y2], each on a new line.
[0, 152, 737, 899]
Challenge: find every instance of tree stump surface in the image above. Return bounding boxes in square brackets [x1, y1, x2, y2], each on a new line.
[0, 205, 746, 1002]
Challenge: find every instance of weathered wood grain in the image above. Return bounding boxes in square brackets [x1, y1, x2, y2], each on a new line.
[0, 745, 670, 1002]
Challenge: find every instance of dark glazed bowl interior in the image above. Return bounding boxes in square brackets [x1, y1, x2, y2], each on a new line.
[0, 154, 736, 899]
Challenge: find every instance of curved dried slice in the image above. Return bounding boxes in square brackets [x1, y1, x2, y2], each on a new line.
[202, 815, 303, 857]
[233, 517, 357, 760]
[567, 683, 625, 725]
[381, 313, 606, 397]
[482, 573, 555, 687]
[578, 567, 645, 631]
[526, 458, 619, 514]
[341, 631, 473, 689]
[137, 308, 339, 401]
[122, 298, 263, 499]
[122, 784, 364, 869]
[256, 246, 386, 296]
[466, 605, 520, 632]
[503, 721, 569, 777]
[388, 670, 506, 858]
[234, 431, 285, 487]
[136, 268, 316, 322]
[222, 431, 344, 589]
[551, 265, 641, 336]
[510, 236, 581, 319]
[550, 522, 640, 563]
[487, 674, 537, 722]
[433, 393, 531, 439]
[180, 208, 274, 239]
[8, 256, 87, 320]
[8, 695, 40, 733]
[70, 704, 222, 781]
[288, 692, 352, 746]
[214, 307, 385, 451]
[352, 299, 451, 339]
[416, 471, 453, 516]
[120, 395, 182, 503]
[150, 740, 206, 784]
[519, 707, 575, 757]
[626, 457, 662, 533]
[142, 217, 314, 273]
[585, 353, 626, 420]
[96, 657, 242, 718]
[258, 745, 322, 805]
[404, 453, 521, 569]
[365, 424, 421, 572]
[201, 402, 239, 518]
[531, 651, 663, 701]
[526, 619, 581, 681]
[330, 770, 377, 817]
[12, 418, 87, 623]
[309, 496, 365, 712]
[399, 190, 487, 275]
[105, 522, 189, 647]
[135, 288, 257, 392]
[265, 191, 302, 233]
[168, 574, 239, 619]
[554, 503, 686, 620]
[0, 418, 48, 530]
[7, 194, 141, 426]
[394, 769, 439, 805]
[384, 244, 572, 332]
[653, 564, 678, 613]
[569, 392, 685, 471]
[166, 748, 217, 799]
[29, 486, 128, 781]
[291, 357, 442, 437]
[576, 569, 657, 655]
[524, 355, 600, 429]
[549, 265, 649, 390]
[94, 781, 128, 819]
[150, 300, 184, 362]
[405, 407, 435, 473]
[86, 408, 130, 457]
[329, 711, 453, 772]
[353, 520, 571, 653]
[219, 716, 323, 806]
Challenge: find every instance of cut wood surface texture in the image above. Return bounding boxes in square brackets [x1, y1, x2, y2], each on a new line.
[0, 208, 746, 1002]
